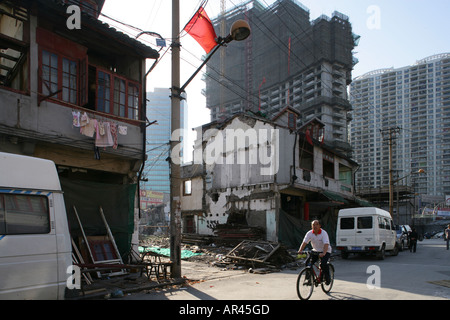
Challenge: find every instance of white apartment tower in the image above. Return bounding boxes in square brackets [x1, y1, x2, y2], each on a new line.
[350, 53, 450, 200]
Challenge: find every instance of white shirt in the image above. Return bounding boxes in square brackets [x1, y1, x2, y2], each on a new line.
[302, 229, 332, 253]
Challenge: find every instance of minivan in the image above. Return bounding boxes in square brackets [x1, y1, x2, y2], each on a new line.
[336, 207, 398, 260]
[0, 152, 72, 299]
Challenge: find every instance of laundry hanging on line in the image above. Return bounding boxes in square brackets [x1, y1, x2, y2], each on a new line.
[72, 112, 128, 150]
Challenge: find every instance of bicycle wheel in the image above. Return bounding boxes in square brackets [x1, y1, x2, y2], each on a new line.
[296, 267, 314, 300]
[321, 264, 334, 293]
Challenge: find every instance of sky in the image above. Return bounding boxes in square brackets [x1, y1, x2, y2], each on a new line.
[100, 0, 450, 154]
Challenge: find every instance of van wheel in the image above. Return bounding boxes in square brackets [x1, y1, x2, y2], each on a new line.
[376, 246, 385, 260]
[341, 252, 349, 259]
[391, 245, 398, 256]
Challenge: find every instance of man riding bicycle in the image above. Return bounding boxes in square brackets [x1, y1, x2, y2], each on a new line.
[298, 220, 332, 285]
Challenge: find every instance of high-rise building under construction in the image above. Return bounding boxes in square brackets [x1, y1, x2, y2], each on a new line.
[204, 0, 359, 153]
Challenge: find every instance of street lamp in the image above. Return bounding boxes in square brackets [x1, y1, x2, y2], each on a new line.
[170, 1, 250, 278]
[389, 168, 425, 222]
[177, 19, 251, 95]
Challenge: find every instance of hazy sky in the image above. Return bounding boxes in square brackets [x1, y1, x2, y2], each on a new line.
[100, 0, 450, 151]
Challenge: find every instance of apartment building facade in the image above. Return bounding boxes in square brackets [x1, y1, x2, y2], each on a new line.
[350, 53, 450, 206]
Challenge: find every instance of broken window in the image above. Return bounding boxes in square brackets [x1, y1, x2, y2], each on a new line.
[299, 136, 314, 171]
[0, 2, 29, 92]
[323, 151, 334, 179]
[339, 163, 353, 186]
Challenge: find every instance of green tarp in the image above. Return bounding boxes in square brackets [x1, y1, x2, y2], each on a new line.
[139, 246, 203, 260]
[60, 178, 136, 257]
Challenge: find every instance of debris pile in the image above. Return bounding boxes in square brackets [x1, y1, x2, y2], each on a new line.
[221, 240, 295, 268]
[212, 224, 265, 244]
[141, 236, 299, 274]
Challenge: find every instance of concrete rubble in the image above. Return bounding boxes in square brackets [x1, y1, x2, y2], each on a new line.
[70, 235, 308, 299]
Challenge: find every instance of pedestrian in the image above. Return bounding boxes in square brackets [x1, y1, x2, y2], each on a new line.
[445, 224, 450, 250]
[409, 228, 418, 253]
[298, 220, 332, 285]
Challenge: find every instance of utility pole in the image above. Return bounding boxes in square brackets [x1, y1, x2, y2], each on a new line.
[381, 127, 401, 219]
[170, 0, 181, 278]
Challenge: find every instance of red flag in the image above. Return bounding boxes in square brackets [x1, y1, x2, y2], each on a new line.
[183, 7, 218, 54]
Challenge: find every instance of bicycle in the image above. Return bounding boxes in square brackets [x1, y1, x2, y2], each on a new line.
[296, 251, 335, 300]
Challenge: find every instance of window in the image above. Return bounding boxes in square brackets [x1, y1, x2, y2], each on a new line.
[41, 49, 80, 105]
[41, 50, 59, 96]
[384, 218, 391, 230]
[323, 151, 335, 179]
[357, 217, 372, 229]
[97, 71, 111, 113]
[183, 180, 192, 196]
[0, 194, 50, 235]
[299, 137, 314, 171]
[128, 83, 140, 120]
[96, 69, 141, 120]
[114, 78, 126, 117]
[62, 58, 78, 104]
[288, 111, 297, 130]
[378, 216, 385, 229]
[340, 217, 354, 229]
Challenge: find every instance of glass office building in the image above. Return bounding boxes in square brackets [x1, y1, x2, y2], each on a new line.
[141, 88, 187, 206]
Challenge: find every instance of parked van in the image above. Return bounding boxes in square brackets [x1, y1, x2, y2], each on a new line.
[336, 207, 398, 260]
[0, 152, 72, 299]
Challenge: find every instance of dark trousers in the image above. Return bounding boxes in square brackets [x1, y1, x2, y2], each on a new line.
[307, 252, 331, 283]
[409, 240, 417, 252]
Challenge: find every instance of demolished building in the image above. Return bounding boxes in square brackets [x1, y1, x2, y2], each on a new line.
[181, 111, 370, 249]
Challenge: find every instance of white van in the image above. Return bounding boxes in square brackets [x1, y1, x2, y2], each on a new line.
[336, 207, 398, 260]
[0, 152, 72, 299]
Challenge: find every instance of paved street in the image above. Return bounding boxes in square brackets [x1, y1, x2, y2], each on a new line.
[123, 239, 450, 301]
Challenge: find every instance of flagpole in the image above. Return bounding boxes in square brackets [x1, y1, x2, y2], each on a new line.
[170, 0, 182, 279]
[180, 40, 223, 93]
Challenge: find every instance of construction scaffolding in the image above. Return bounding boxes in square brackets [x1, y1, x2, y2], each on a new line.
[205, 0, 357, 154]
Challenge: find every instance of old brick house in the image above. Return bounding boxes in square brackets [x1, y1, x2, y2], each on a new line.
[0, 0, 158, 256]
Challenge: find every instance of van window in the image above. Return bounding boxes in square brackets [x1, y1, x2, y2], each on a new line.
[0, 194, 50, 235]
[384, 218, 391, 230]
[357, 216, 372, 229]
[340, 217, 354, 229]
[378, 216, 385, 229]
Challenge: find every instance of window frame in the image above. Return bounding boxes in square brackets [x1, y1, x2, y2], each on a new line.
[96, 67, 142, 120]
[0, 193, 50, 235]
[340, 217, 355, 230]
[357, 216, 373, 229]
[37, 27, 88, 107]
[299, 136, 314, 171]
[183, 180, 192, 196]
[40, 49, 80, 105]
